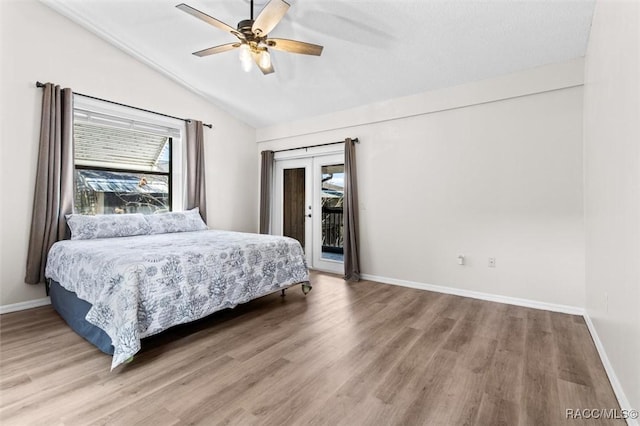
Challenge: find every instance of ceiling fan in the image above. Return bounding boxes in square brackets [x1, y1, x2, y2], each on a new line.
[176, 0, 324, 75]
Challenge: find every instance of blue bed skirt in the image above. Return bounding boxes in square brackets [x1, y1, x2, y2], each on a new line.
[48, 280, 114, 355]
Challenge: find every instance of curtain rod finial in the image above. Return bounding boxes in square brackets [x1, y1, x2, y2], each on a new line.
[187, 119, 213, 129]
[36, 81, 45, 88]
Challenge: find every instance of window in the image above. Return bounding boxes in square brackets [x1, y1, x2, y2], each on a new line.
[321, 163, 344, 262]
[72, 98, 184, 215]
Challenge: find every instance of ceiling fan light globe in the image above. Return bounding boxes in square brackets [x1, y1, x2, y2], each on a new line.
[259, 50, 271, 69]
[239, 44, 253, 72]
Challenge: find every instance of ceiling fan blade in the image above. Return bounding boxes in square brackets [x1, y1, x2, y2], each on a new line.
[251, 50, 275, 75]
[252, 0, 290, 36]
[267, 38, 323, 56]
[176, 4, 242, 38]
[193, 43, 240, 57]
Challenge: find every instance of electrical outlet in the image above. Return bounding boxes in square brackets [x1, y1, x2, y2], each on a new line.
[457, 255, 465, 265]
[488, 257, 496, 268]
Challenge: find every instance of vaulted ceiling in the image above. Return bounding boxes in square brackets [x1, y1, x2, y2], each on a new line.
[43, 0, 595, 128]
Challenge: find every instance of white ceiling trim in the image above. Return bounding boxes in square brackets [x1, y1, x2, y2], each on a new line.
[257, 58, 585, 143]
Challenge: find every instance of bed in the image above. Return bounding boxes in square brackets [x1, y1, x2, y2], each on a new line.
[45, 210, 310, 370]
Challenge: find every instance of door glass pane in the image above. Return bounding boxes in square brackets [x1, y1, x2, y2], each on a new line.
[283, 168, 306, 248]
[321, 164, 344, 262]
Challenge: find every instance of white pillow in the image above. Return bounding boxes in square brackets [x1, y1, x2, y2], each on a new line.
[144, 207, 208, 235]
[66, 213, 151, 240]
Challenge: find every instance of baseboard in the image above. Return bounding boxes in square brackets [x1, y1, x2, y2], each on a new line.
[360, 273, 584, 315]
[0, 297, 51, 314]
[0, 274, 582, 316]
[583, 315, 639, 426]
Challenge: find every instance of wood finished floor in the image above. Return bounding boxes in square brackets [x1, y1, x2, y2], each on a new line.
[0, 271, 622, 425]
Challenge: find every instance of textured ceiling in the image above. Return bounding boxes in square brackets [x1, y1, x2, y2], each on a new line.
[43, 0, 595, 128]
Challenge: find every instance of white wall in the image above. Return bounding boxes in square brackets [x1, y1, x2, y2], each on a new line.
[0, 0, 258, 306]
[258, 60, 586, 309]
[584, 0, 640, 413]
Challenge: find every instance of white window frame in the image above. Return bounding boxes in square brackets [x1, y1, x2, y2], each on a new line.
[73, 96, 186, 212]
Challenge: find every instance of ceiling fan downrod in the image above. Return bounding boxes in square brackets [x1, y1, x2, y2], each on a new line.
[238, 0, 256, 37]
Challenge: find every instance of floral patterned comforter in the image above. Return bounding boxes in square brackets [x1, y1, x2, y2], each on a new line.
[45, 230, 309, 369]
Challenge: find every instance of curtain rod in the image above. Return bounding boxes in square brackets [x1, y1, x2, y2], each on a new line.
[273, 138, 359, 153]
[35, 81, 213, 129]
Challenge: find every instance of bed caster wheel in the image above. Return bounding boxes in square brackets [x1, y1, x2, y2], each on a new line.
[281, 289, 286, 297]
[301, 283, 312, 295]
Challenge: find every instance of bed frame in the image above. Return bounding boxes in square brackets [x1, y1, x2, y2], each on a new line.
[47, 279, 311, 356]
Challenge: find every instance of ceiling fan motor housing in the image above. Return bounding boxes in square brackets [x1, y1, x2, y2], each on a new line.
[237, 19, 255, 37]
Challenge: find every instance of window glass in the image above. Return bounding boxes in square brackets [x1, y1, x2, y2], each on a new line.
[74, 169, 170, 215]
[321, 164, 344, 261]
[73, 121, 172, 214]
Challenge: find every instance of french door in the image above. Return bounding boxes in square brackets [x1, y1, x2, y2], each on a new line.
[272, 153, 345, 274]
[273, 158, 313, 262]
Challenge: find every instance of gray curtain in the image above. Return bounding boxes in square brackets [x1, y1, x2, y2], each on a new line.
[25, 83, 74, 285]
[344, 138, 361, 281]
[259, 150, 274, 234]
[186, 120, 207, 223]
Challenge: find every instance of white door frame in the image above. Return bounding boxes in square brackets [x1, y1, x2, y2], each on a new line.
[272, 146, 344, 273]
